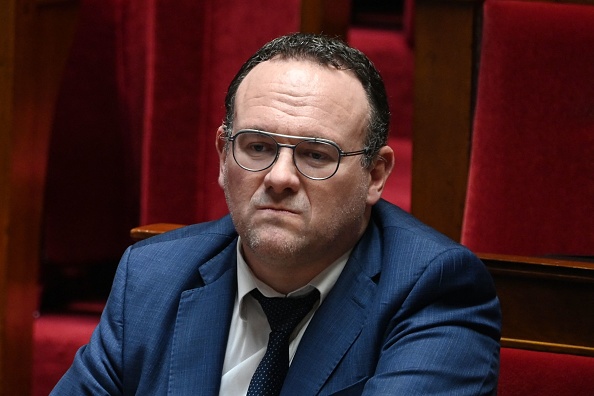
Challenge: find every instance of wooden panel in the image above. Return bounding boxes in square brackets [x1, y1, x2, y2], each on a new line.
[481, 254, 594, 356]
[411, 0, 481, 241]
[300, 0, 351, 39]
[0, 0, 79, 393]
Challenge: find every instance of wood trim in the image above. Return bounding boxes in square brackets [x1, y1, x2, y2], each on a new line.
[411, 0, 482, 241]
[480, 253, 594, 356]
[501, 338, 594, 357]
[130, 223, 185, 241]
[300, 0, 351, 39]
[480, 253, 594, 279]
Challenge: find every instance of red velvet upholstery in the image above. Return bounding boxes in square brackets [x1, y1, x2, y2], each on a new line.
[462, 0, 594, 256]
[499, 348, 594, 395]
[43, 0, 137, 280]
[37, 2, 127, 394]
[403, 0, 415, 47]
[134, 0, 301, 225]
[33, 314, 100, 396]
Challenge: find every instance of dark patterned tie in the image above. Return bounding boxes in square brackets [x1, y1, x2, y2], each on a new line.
[247, 288, 320, 396]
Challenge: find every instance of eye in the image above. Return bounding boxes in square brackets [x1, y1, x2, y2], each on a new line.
[248, 143, 268, 153]
[245, 141, 275, 156]
[296, 141, 339, 167]
[304, 149, 331, 162]
[235, 133, 277, 157]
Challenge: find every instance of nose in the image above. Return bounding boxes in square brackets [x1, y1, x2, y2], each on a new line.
[263, 147, 301, 193]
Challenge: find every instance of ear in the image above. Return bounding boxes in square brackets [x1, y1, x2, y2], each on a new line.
[216, 126, 228, 189]
[366, 145, 395, 206]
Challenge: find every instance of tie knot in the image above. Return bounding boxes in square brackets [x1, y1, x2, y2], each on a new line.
[251, 288, 320, 335]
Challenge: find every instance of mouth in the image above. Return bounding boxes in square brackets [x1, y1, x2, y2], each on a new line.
[256, 205, 300, 215]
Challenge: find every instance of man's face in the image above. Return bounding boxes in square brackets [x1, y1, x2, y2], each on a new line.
[217, 59, 387, 278]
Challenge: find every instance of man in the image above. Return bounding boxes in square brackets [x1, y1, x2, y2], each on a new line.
[52, 33, 501, 395]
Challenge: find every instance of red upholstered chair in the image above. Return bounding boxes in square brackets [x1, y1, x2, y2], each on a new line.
[35, 1, 135, 394]
[36, 1, 302, 394]
[461, 1, 594, 394]
[135, 0, 301, 226]
[461, 0, 594, 258]
[41, 0, 135, 312]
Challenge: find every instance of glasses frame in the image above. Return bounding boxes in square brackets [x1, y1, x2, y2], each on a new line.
[225, 129, 370, 180]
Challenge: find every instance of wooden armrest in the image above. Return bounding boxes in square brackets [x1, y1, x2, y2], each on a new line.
[478, 252, 594, 268]
[478, 252, 594, 356]
[130, 223, 186, 241]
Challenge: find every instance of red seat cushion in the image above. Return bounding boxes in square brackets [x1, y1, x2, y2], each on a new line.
[499, 348, 594, 395]
[33, 314, 100, 396]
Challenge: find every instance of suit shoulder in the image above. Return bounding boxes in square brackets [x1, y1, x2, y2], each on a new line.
[131, 215, 237, 249]
[118, 215, 237, 290]
[369, 200, 496, 304]
[373, 199, 460, 252]
[125, 215, 237, 276]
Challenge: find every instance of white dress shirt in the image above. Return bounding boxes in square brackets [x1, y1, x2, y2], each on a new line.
[219, 238, 349, 395]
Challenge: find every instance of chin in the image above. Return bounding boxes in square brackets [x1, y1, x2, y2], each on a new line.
[243, 228, 308, 259]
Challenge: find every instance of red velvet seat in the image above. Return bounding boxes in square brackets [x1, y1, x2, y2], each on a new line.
[33, 314, 100, 396]
[499, 348, 594, 396]
[461, 1, 594, 394]
[461, 0, 594, 257]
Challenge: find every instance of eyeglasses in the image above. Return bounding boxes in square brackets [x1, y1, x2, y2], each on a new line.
[225, 129, 370, 180]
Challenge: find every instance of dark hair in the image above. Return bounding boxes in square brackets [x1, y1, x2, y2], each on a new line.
[223, 33, 390, 166]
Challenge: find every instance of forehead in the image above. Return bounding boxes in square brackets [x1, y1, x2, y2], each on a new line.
[234, 59, 369, 144]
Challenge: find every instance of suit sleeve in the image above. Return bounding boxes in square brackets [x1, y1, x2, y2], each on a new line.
[49, 247, 131, 395]
[364, 247, 501, 395]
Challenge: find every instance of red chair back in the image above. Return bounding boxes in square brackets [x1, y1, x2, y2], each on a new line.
[132, 0, 301, 225]
[461, 0, 594, 256]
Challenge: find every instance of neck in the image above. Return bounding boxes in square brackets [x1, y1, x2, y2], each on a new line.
[243, 249, 331, 294]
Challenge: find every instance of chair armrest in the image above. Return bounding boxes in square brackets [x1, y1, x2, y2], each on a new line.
[130, 223, 185, 241]
[478, 252, 594, 356]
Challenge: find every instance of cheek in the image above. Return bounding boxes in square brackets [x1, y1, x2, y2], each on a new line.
[309, 176, 367, 216]
[223, 166, 261, 204]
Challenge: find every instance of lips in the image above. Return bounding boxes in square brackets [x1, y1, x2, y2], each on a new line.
[251, 193, 307, 216]
[257, 205, 299, 215]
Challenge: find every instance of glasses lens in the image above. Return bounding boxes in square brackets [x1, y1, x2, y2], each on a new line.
[233, 132, 277, 171]
[294, 141, 340, 179]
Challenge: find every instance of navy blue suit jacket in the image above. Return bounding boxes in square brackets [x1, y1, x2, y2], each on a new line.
[52, 200, 501, 395]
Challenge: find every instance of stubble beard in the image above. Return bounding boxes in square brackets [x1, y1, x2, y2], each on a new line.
[223, 166, 370, 268]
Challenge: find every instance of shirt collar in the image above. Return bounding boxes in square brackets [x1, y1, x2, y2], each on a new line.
[235, 237, 350, 320]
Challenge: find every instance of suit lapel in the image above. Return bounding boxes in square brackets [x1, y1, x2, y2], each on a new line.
[283, 221, 382, 395]
[167, 243, 237, 395]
